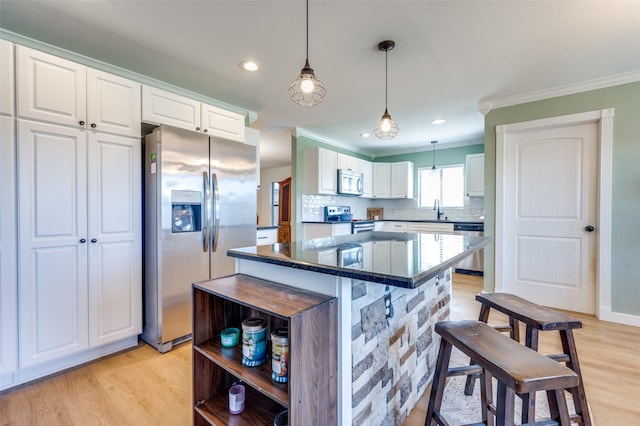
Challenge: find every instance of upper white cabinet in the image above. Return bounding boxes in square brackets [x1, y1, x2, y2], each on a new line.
[372, 162, 391, 198]
[0, 115, 17, 377]
[1, 40, 14, 116]
[142, 85, 245, 142]
[466, 153, 484, 197]
[17, 120, 141, 367]
[16, 46, 140, 137]
[337, 152, 360, 171]
[360, 158, 374, 198]
[391, 161, 414, 199]
[303, 147, 337, 195]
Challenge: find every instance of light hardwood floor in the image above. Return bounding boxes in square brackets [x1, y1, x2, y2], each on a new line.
[1, 274, 639, 425]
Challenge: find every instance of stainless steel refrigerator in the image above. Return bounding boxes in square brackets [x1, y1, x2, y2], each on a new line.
[142, 125, 256, 352]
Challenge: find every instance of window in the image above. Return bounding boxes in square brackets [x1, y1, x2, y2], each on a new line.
[271, 182, 280, 226]
[418, 164, 464, 208]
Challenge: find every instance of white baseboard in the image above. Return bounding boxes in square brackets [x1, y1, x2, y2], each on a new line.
[598, 305, 640, 327]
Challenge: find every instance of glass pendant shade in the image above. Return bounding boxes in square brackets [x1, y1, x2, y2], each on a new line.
[289, 59, 326, 106]
[374, 109, 400, 139]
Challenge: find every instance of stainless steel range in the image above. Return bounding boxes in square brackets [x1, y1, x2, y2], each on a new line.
[351, 220, 375, 234]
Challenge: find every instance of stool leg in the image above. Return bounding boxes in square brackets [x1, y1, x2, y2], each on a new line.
[519, 326, 540, 424]
[495, 381, 515, 426]
[464, 303, 491, 395]
[560, 329, 592, 426]
[426, 338, 453, 426]
[550, 388, 572, 426]
[509, 317, 520, 342]
[480, 370, 494, 426]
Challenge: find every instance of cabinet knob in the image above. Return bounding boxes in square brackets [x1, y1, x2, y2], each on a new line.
[196, 126, 201, 131]
[203, 128, 208, 133]
[79, 120, 85, 126]
[79, 238, 86, 243]
[91, 238, 98, 243]
[91, 123, 97, 128]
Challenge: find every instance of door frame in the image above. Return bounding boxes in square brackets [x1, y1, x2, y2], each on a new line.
[495, 108, 613, 320]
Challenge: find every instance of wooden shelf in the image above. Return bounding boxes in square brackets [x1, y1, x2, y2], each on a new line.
[194, 339, 288, 406]
[192, 273, 337, 425]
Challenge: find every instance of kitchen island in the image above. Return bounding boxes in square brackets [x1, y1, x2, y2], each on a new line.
[226, 231, 490, 425]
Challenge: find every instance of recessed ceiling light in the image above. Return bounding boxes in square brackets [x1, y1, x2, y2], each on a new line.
[240, 61, 259, 71]
[360, 133, 370, 138]
[432, 119, 445, 125]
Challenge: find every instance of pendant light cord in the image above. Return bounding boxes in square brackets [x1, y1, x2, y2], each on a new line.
[306, 0, 309, 61]
[385, 48, 388, 110]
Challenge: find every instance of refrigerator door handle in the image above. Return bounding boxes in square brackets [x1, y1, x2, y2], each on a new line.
[211, 172, 220, 252]
[202, 171, 211, 252]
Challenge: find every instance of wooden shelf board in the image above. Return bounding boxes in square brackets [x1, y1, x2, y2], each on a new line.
[194, 384, 286, 426]
[195, 339, 289, 407]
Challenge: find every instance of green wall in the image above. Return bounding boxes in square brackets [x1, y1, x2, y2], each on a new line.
[484, 81, 640, 316]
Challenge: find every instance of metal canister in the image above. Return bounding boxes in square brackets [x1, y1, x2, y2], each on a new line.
[242, 317, 267, 367]
[271, 327, 289, 383]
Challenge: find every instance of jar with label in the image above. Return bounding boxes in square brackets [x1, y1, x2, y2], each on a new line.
[271, 327, 289, 383]
[242, 317, 267, 367]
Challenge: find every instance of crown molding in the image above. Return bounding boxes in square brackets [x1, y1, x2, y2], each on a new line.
[293, 128, 376, 158]
[372, 137, 484, 159]
[477, 69, 640, 115]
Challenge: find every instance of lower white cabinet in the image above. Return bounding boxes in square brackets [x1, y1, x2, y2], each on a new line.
[384, 221, 408, 233]
[256, 228, 278, 246]
[371, 240, 413, 276]
[0, 116, 17, 378]
[303, 223, 352, 240]
[407, 222, 454, 234]
[17, 119, 141, 369]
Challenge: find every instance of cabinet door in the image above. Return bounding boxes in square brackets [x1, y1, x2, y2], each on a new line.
[372, 162, 390, 198]
[386, 222, 408, 233]
[87, 68, 141, 137]
[17, 46, 87, 127]
[201, 103, 245, 142]
[0, 40, 14, 116]
[142, 85, 200, 131]
[0, 116, 17, 375]
[360, 159, 373, 198]
[319, 148, 338, 194]
[391, 240, 413, 276]
[466, 153, 484, 196]
[18, 120, 89, 368]
[372, 241, 391, 274]
[87, 132, 141, 347]
[391, 161, 414, 199]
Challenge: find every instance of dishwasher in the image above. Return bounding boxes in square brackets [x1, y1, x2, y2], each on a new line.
[453, 222, 484, 275]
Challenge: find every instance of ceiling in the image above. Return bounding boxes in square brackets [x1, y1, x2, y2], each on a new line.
[2, 1, 640, 168]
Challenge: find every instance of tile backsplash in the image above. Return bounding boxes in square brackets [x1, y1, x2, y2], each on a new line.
[302, 195, 484, 222]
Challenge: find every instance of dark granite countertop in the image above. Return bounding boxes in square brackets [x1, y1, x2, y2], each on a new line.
[228, 231, 490, 289]
[257, 226, 279, 230]
[302, 219, 484, 225]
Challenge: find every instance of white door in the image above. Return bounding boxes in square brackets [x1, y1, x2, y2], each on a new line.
[499, 122, 597, 313]
[18, 120, 89, 367]
[87, 132, 141, 347]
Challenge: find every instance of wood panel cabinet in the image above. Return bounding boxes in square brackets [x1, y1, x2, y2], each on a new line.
[142, 85, 245, 142]
[17, 120, 141, 367]
[16, 45, 141, 137]
[303, 147, 337, 195]
[466, 153, 484, 197]
[192, 274, 337, 426]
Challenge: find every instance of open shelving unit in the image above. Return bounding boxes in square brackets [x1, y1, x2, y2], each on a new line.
[192, 274, 337, 425]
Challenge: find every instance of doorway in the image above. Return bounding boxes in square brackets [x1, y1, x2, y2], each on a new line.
[277, 177, 291, 243]
[495, 109, 613, 316]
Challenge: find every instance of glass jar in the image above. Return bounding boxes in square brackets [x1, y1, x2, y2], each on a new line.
[271, 327, 289, 383]
[241, 317, 267, 367]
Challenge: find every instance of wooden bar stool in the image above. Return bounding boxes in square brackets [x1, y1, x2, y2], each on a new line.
[426, 320, 579, 426]
[464, 293, 591, 426]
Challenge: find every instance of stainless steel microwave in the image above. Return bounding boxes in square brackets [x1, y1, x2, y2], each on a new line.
[337, 169, 363, 196]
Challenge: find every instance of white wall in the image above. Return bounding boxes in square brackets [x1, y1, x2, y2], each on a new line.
[258, 166, 291, 227]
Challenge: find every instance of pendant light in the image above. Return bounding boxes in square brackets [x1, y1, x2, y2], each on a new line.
[429, 140, 438, 175]
[374, 40, 399, 139]
[289, 0, 326, 106]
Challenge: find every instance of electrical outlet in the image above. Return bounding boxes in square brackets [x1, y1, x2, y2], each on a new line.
[384, 294, 394, 319]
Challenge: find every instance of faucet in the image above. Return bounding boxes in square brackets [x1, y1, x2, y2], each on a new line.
[434, 199, 444, 220]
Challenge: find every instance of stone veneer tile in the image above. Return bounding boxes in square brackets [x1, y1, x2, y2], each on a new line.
[352, 353, 374, 382]
[389, 324, 406, 346]
[352, 364, 386, 408]
[352, 402, 372, 426]
[352, 281, 367, 300]
[352, 321, 363, 341]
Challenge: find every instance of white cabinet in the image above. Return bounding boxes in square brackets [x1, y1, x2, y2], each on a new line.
[385, 221, 408, 233]
[245, 127, 260, 188]
[407, 222, 454, 234]
[303, 147, 338, 195]
[1, 40, 14, 116]
[256, 228, 278, 246]
[142, 85, 245, 142]
[372, 162, 391, 198]
[371, 240, 413, 276]
[17, 119, 141, 368]
[360, 159, 374, 198]
[374, 221, 384, 231]
[337, 152, 361, 171]
[16, 46, 141, 137]
[372, 241, 391, 274]
[466, 153, 484, 197]
[303, 223, 351, 240]
[391, 161, 414, 199]
[0, 115, 17, 377]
